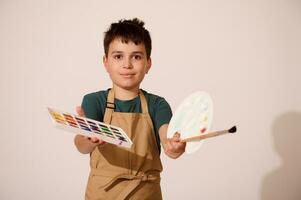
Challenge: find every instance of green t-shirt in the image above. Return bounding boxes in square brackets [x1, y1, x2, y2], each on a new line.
[81, 89, 172, 152]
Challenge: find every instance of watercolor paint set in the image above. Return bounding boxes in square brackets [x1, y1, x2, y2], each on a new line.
[47, 108, 132, 148]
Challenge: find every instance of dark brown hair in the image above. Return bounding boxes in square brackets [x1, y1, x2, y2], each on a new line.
[103, 18, 152, 59]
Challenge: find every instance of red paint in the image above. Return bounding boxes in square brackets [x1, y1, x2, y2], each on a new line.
[201, 127, 207, 133]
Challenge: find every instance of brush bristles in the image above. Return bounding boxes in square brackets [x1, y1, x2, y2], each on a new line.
[228, 126, 237, 133]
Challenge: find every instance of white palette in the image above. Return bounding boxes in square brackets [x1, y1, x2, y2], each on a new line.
[167, 91, 213, 154]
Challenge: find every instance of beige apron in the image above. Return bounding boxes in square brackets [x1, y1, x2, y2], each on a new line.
[85, 89, 163, 200]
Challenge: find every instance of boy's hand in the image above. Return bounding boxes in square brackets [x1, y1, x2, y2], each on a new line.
[164, 132, 186, 159]
[74, 106, 105, 153]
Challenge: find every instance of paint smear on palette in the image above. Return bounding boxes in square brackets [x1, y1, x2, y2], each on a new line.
[200, 127, 207, 134]
[199, 115, 208, 134]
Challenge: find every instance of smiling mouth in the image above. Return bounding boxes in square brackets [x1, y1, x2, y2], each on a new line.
[120, 74, 135, 78]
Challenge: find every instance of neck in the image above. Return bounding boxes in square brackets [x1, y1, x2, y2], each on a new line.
[113, 85, 140, 100]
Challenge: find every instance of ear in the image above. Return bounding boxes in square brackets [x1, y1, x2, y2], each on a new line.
[103, 55, 109, 72]
[146, 58, 152, 74]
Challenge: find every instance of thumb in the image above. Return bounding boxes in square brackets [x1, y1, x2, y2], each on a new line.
[173, 132, 181, 142]
[76, 106, 85, 117]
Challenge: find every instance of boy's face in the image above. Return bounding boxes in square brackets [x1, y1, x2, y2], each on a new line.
[103, 38, 151, 92]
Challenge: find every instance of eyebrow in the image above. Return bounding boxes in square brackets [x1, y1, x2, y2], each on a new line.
[131, 51, 144, 55]
[111, 51, 123, 54]
[111, 51, 144, 55]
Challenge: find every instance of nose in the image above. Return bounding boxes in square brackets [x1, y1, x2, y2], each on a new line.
[123, 57, 133, 69]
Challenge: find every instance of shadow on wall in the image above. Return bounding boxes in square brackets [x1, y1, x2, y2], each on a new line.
[261, 111, 301, 200]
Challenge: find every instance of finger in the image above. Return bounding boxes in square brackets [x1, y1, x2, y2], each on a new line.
[76, 106, 85, 117]
[172, 139, 186, 149]
[165, 139, 174, 151]
[170, 140, 184, 152]
[171, 144, 185, 154]
[91, 137, 99, 143]
[98, 140, 106, 145]
[173, 132, 180, 138]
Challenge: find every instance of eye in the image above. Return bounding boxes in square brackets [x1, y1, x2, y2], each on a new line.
[133, 54, 142, 60]
[113, 54, 123, 60]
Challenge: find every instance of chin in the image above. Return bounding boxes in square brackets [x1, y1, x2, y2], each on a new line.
[122, 85, 139, 90]
[112, 76, 144, 90]
[116, 82, 141, 91]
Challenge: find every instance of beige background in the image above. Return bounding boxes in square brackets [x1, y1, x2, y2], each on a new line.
[1, 0, 300, 199]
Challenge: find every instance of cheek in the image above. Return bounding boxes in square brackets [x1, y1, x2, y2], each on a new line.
[107, 62, 119, 72]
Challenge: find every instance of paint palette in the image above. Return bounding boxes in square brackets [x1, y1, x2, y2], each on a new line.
[47, 108, 132, 148]
[167, 91, 213, 154]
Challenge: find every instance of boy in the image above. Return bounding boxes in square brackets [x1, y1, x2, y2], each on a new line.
[74, 18, 186, 200]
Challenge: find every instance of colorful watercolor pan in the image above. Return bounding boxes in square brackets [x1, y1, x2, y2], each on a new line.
[167, 91, 213, 154]
[47, 108, 132, 148]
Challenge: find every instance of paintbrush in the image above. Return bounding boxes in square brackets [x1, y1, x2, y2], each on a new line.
[181, 126, 237, 142]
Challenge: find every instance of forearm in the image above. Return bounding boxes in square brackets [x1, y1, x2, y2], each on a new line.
[158, 124, 168, 151]
[74, 135, 98, 154]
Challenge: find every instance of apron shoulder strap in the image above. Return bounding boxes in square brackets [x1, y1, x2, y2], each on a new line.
[139, 90, 156, 143]
[139, 90, 149, 114]
[103, 89, 115, 124]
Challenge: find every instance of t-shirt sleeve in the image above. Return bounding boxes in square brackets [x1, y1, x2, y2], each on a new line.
[154, 98, 173, 132]
[81, 94, 102, 121]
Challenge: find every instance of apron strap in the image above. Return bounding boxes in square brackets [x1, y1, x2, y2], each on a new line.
[139, 90, 149, 114]
[139, 91, 158, 149]
[90, 168, 160, 200]
[103, 89, 115, 124]
[103, 171, 160, 200]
